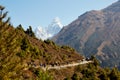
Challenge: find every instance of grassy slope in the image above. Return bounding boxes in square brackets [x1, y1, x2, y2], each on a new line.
[0, 20, 83, 79]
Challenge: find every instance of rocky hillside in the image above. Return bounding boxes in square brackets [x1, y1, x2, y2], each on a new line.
[52, 1, 120, 68]
[0, 6, 83, 79]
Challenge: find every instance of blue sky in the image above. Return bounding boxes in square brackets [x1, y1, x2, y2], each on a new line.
[0, 0, 118, 30]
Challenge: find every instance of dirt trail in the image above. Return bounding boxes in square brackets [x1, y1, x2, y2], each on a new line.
[40, 60, 93, 71]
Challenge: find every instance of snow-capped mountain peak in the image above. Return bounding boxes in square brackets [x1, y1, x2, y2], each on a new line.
[35, 17, 63, 40]
[35, 26, 48, 40]
[52, 17, 63, 28]
[47, 17, 63, 36]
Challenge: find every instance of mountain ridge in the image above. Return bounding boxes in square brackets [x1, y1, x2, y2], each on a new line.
[52, 0, 120, 68]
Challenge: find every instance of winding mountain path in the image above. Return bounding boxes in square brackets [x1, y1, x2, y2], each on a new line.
[40, 60, 93, 71]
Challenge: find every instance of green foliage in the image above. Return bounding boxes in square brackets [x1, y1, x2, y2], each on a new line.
[61, 45, 71, 49]
[25, 26, 35, 37]
[81, 68, 95, 78]
[16, 24, 25, 32]
[64, 77, 71, 80]
[71, 73, 79, 80]
[42, 43, 47, 48]
[99, 71, 109, 80]
[33, 46, 40, 55]
[44, 39, 52, 44]
[16, 51, 25, 57]
[20, 38, 29, 51]
[109, 68, 120, 80]
[34, 69, 53, 80]
[69, 62, 120, 80]
[44, 39, 56, 46]
[62, 54, 68, 60]
[61, 45, 75, 52]
[0, 5, 10, 25]
[90, 55, 100, 67]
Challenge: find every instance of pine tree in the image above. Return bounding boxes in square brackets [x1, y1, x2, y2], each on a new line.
[16, 24, 25, 32]
[25, 26, 35, 37]
[109, 68, 120, 80]
[0, 5, 5, 20]
[0, 5, 10, 26]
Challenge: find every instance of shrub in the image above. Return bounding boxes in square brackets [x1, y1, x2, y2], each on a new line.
[20, 38, 29, 51]
[61, 45, 75, 52]
[34, 69, 53, 80]
[16, 51, 26, 57]
[44, 39, 56, 46]
[109, 68, 120, 80]
[25, 26, 35, 37]
[71, 73, 79, 80]
[16, 24, 24, 32]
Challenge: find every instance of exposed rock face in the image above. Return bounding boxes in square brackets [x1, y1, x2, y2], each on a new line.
[52, 1, 120, 68]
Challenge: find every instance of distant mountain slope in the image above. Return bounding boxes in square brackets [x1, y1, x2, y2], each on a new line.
[35, 17, 63, 40]
[52, 1, 120, 68]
